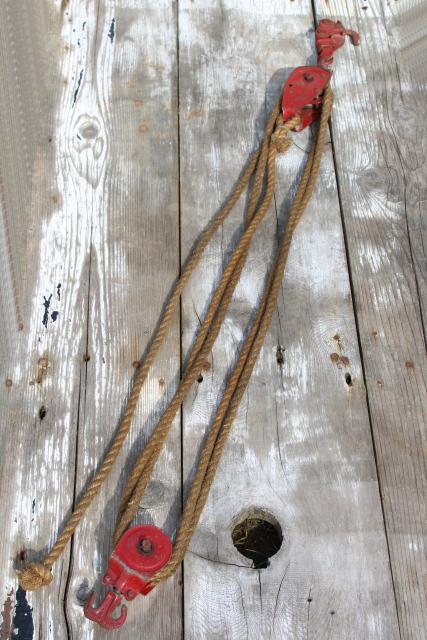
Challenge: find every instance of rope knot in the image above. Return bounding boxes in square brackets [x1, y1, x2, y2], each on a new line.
[271, 115, 299, 154]
[18, 563, 53, 591]
[271, 129, 293, 154]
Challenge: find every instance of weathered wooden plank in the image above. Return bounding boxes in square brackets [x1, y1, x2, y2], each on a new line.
[0, 1, 93, 637]
[62, 1, 182, 638]
[314, 2, 427, 638]
[0, 1, 182, 638]
[2, 1, 425, 638]
[179, 1, 399, 638]
[392, 0, 427, 329]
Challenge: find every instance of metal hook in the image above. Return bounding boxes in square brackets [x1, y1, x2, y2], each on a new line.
[83, 590, 128, 629]
[315, 19, 360, 67]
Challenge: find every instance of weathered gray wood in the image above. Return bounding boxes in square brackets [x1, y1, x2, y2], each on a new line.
[62, 1, 182, 638]
[179, 1, 399, 638]
[392, 0, 427, 329]
[1, 1, 426, 639]
[314, 2, 427, 638]
[0, 1, 182, 639]
[0, 1, 91, 637]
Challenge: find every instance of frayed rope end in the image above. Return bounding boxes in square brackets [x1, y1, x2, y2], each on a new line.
[18, 563, 53, 591]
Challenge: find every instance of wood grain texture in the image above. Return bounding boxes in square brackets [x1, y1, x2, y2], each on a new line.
[0, 1, 92, 637]
[61, 1, 182, 638]
[0, 1, 425, 638]
[178, 1, 399, 638]
[0, 1, 182, 639]
[314, 1, 427, 638]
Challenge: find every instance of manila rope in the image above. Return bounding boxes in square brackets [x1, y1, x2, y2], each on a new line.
[19, 85, 333, 592]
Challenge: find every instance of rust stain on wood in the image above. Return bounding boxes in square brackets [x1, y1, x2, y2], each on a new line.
[0, 589, 14, 640]
[36, 356, 50, 384]
[330, 352, 350, 366]
[138, 121, 149, 133]
[332, 333, 343, 351]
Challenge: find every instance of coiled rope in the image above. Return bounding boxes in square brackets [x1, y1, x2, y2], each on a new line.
[18, 85, 333, 592]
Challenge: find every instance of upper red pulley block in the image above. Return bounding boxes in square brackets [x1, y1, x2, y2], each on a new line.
[282, 66, 331, 132]
[282, 19, 359, 131]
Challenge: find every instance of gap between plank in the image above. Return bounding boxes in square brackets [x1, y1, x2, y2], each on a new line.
[61, 2, 102, 635]
[175, 1, 186, 638]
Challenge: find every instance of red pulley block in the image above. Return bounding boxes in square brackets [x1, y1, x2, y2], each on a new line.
[82, 19, 360, 632]
[281, 19, 359, 131]
[83, 525, 172, 629]
[282, 65, 331, 132]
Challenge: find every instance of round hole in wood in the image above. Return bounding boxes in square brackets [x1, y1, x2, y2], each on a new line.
[231, 508, 282, 569]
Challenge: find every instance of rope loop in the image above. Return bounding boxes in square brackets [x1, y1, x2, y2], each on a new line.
[271, 113, 300, 153]
[17, 86, 333, 591]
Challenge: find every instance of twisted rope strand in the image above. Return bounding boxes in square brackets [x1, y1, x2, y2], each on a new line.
[18, 83, 332, 593]
[114, 105, 281, 527]
[113, 115, 299, 542]
[151, 86, 333, 584]
[155, 145, 319, 580]
[18, 123, 263, 590]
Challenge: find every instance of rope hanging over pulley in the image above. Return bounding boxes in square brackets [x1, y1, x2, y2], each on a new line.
[17, 18, 359, 631]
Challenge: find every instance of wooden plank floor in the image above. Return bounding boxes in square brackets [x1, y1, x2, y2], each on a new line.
[0, 1, 425, 639]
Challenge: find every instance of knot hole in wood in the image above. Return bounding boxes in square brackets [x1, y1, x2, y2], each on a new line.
[231, 507, 283, 569]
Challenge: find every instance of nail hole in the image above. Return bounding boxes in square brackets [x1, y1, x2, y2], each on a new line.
[345, 373, 352, 386]
[231, 508, 282, 569]
[307, 597, 313, 602]
[197, 373, 203, 383]
[276, 345, 285, 365]
[39, 405, 47, 420]
[83, 353, 90, 362]
[330, 610, 335, 615]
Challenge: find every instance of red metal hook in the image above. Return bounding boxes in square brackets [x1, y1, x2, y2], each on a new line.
[316, 19, 360, 67]
[84, 591, 127, 629]
[83, 525, 172, 629]
[281, 19, 359, 131]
